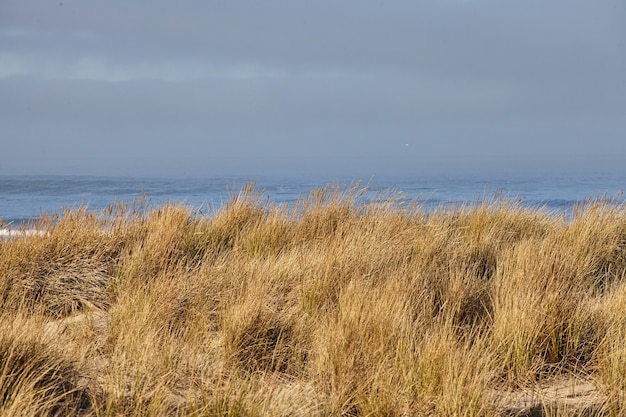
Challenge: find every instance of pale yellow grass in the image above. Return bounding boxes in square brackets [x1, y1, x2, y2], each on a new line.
[0, 184, 625, 416]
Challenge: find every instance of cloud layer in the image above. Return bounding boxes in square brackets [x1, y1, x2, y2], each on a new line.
[2, 0, 625, 177]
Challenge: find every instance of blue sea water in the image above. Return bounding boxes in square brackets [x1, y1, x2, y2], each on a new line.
[1, 173, 625, 227]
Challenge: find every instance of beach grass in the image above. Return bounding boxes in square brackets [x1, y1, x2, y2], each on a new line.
[1, 183, 625, 416]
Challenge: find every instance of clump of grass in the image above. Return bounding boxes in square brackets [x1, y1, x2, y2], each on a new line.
[0, 183, 625, 415]
[0, 314, 91, 416]
[594, 280, 626, 414]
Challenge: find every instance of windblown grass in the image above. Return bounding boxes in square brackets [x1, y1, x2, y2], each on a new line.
[1, 183, 625, 415]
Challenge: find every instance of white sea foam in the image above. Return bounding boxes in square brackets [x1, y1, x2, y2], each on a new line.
[0, 229, 48, 239]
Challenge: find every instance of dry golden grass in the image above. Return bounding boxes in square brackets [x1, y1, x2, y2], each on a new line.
[1, 183, 625, 416]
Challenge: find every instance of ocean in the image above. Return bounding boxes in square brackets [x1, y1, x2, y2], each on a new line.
[1, 173, 625, 227]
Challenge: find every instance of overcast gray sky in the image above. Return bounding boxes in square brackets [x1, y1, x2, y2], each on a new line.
[2, 0, 625, 178]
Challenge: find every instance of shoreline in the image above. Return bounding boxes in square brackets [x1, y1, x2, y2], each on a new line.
[0, 228, 47, 239]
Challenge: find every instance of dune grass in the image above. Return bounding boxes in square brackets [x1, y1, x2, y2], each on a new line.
[1, 183, 625, 416]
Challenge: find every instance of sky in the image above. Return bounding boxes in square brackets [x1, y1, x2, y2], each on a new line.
[1, 0, 625, 178]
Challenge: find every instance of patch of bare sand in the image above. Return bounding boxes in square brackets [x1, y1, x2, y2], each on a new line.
[43, 309, 107, 337]
[489, 376, 607, 416]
